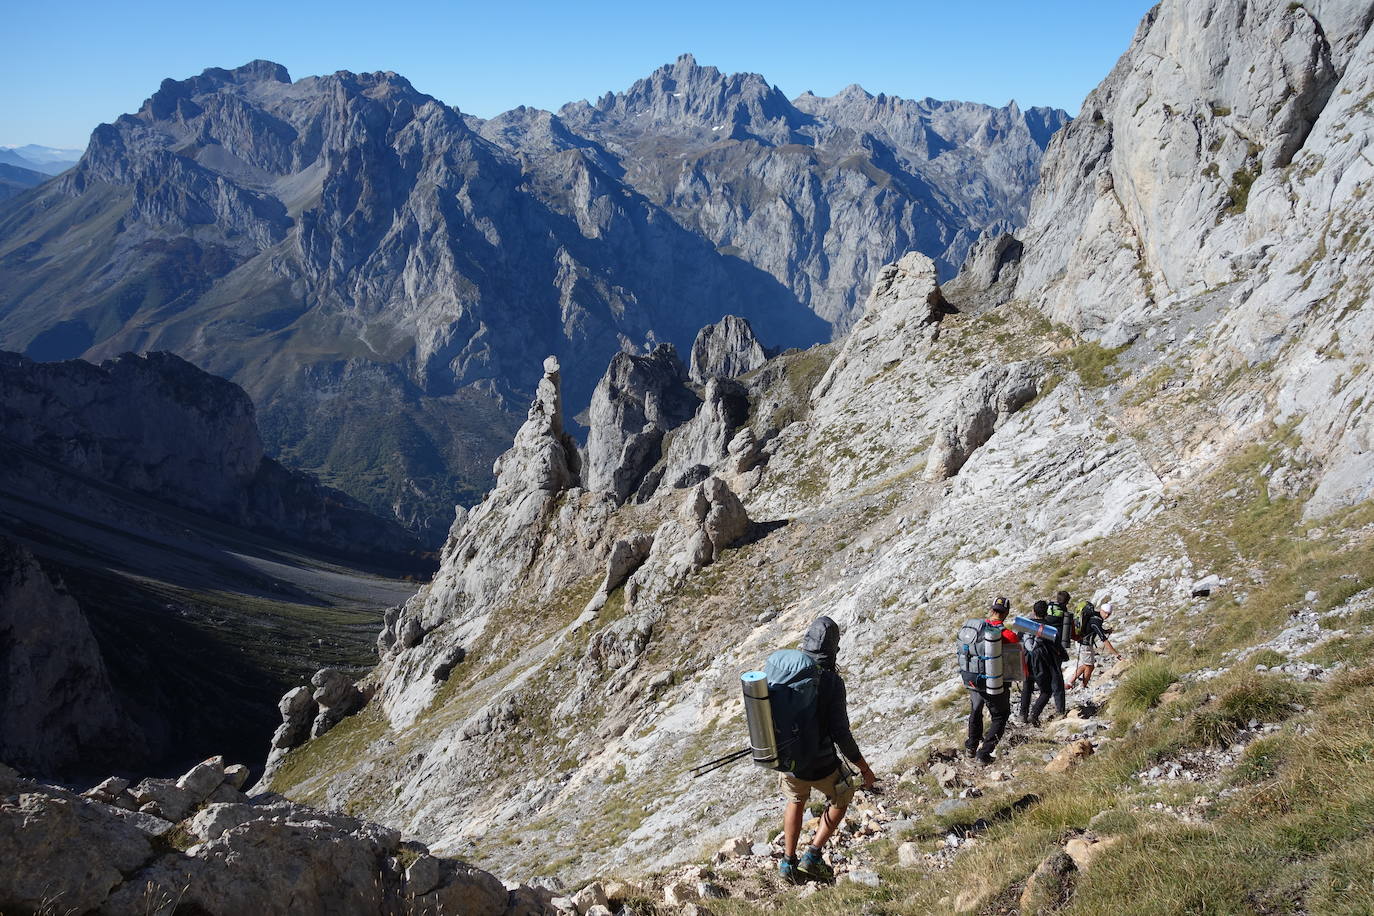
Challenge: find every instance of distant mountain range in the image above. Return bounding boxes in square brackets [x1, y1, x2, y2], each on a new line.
[0, 144, 81, 175]
[0, 58, 1068, 542]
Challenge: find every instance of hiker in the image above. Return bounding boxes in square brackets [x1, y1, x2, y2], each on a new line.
[776, 616, 876, 884]
[1041, 590, 1072, 715]
[963, 597, 1019, 765]
[1019, 600, 1058, 726]
[1068, 599, 1119, 689]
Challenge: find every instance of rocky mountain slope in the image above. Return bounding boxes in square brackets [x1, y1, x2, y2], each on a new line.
[0, 59, 1063, 541]
[245, 1, 1374, 911]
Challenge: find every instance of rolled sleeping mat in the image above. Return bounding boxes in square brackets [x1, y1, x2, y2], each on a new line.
[1009, 616, 1059, 640]
[741, 671, 779, 769]
[982, 627, 1004, 694]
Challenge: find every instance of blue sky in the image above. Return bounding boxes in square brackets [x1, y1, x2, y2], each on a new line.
[3, 0, 1153, 149]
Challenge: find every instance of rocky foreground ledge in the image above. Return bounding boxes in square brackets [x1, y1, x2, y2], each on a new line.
[0, 757, 557, 915]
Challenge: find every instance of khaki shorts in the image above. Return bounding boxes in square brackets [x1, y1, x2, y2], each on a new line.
[1079, 641, 1098, 666]
[778, 768, 856, 807]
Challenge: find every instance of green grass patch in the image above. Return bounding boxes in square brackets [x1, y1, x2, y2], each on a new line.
[1064, 341, 1129, 388]
[1113, 657, 1177, 714]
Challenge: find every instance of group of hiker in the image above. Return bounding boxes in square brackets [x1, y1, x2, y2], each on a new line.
[743, 592, 1118, 884]
[960, 591, 1118, 764]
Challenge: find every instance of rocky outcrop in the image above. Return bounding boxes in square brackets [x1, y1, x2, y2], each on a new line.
[689, 316, 768, 384]
[925, 362, 1042, 479]
[661, 377, 752, 489]
[493, 357, 582, 494]
[0, 538, 139, 778]
[0, 351, 422, 561]
[645, 476, 752, 582]
[584, 345, 699, 502]
[960, 231, 1024, 290]
[0, 762, 553, 916]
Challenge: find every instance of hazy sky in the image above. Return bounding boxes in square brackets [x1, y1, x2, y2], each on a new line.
[3, 0, 1153, 149]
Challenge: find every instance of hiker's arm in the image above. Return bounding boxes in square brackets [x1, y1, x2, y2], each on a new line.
[828, 678, 864, 768]
[1102, 638, 1118, 656]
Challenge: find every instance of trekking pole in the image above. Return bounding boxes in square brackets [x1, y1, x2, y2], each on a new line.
[688, 747, 751, 778]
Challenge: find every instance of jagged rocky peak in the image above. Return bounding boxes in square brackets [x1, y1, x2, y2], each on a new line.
[493, 356, 581, 493]
[689, 315, 769, 384]
[584, 344, 699, 502]
[561, 52, 804, 144]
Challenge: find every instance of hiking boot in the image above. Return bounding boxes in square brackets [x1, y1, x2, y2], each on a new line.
[797, 848, 835, 882]
[778, 856, 802, 884]
[1030, 717, 1042, 728]
[963, 745, 978, 759]
[975, 752, 996, 766]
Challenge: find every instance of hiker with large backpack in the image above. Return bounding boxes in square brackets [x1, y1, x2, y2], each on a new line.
[1041, 590, 1073, 716]
[1068, 598, 1119, 689]
[769, 616, 876, 884]
[1017, 600, 1059, 726]
[958, 597, 1019, 764]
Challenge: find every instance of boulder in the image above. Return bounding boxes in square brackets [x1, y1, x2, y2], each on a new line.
[1045, 739, 1095, 774]
[572, 881, 610, 912]
[897, 841, 923, 867]
[1064, 833, 1120, 870]
[1019, 850, 1077, 915]
[689, 315, 768, 384]
[310, 668, 364, 739]
[130, 778, 197, 821]
[405, 853, 445, 896]
[176, 756, 227, 801]
[0, 787, 154, 914]
[271, 685, 318, 750]
[223, 763, 250, 790]
[718, 836, 752, 857]
[663, 880, 699, 906]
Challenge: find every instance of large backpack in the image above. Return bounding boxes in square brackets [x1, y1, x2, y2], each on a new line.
[1046, 602, 1076, 649]
[1075, 600, 1103, 644]
[956, 619, 1005, 693]
[764, 649, 826, 776]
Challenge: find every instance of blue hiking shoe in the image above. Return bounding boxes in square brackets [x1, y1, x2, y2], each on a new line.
[778, 856, 802, 884]
[797, 848, 835, 883]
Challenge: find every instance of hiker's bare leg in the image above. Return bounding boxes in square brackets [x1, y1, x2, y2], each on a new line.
[810, 799, 848, 851]
[783, 800, 805, 857]
[1080, 664, 1095, 688]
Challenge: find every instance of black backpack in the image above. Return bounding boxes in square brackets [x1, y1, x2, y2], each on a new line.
[764, 649, 825, 775]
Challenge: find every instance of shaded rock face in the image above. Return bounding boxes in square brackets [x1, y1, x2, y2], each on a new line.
[960, 231, 1024, 290]
[0, 538, 139, 778]
[662, 377, 752, 489]
[0, 350, 421, 560]
[689, 315, 769, 384]
[926, 362, 1042, 479]
[0, 762, 552, 916]
[584, 344, 699, 502]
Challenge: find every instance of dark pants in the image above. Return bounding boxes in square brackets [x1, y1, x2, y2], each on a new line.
[1021, 651, 1056, 722]
[1048, 654, 1067, 714]
[966, 687, 1011, 756]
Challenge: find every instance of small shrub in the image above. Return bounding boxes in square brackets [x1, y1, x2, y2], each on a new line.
[1114, 657, 1177, 713]
[1188, 709, 1242, 747]
[1251, 648, 1287, 668]
[1235, 734, 1287, 782]
[1216, 675, 1307, 725]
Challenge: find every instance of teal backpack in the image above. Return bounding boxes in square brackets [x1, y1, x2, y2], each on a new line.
[764, 649, 825, 775]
